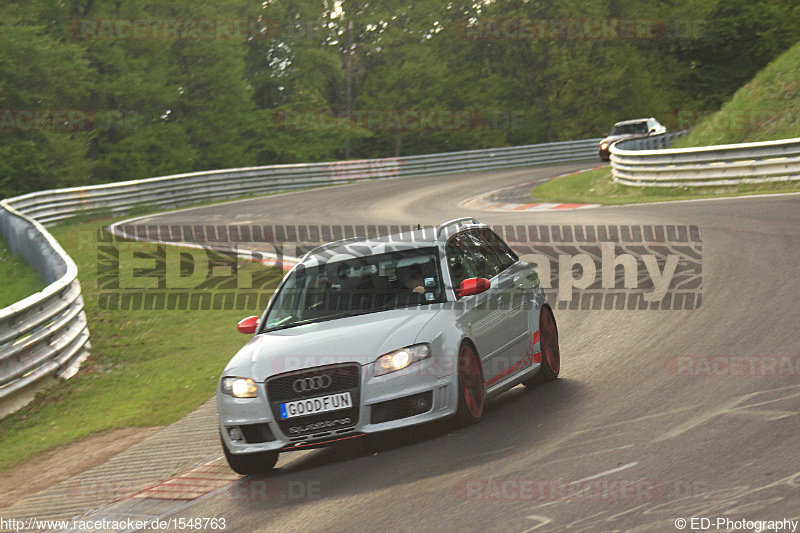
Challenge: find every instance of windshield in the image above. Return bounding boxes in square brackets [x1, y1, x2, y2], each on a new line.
[610, 122, 648, 135]
[264, 247, 444, 331]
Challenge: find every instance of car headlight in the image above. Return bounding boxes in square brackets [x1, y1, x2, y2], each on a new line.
[600, 142, 609, 150]
[373, 344, 431, 376]
[221, 377, 258, 398]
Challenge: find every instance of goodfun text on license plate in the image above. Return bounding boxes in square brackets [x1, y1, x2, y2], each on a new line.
[280, 392, 353, 419]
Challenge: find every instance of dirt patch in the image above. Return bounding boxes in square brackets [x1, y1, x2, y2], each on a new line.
[0, 426, 162, 508]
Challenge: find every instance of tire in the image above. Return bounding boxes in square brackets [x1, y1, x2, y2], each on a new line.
[525, 306, 560, 385]
[454, 341, 485, 425]
[221, 434, 279, 475]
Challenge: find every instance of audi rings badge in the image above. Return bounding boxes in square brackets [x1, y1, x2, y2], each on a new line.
[293, 375, 333, 393]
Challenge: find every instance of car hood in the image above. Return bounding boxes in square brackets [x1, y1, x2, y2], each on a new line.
[224, 307, 444, 381]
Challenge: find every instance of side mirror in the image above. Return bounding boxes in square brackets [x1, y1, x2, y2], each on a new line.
[602, 132, 608, 137]
[237, 315, 259, 334]
[458, 278, 491, 297]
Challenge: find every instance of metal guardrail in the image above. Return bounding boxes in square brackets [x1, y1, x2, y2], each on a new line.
[0, 138, 600, 413]
[8, 139, 600, 226]
[611, 133, 800, 187]
[0, 201, 90, 415]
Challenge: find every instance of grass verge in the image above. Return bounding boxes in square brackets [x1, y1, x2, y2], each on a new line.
[532, 166, 800, 205]
[0, 236, 45, 309]
[0, 217, 283, 472]
[673, 40, 800, 147]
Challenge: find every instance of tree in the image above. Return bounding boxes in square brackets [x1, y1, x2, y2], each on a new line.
[0, 14, 92, 197]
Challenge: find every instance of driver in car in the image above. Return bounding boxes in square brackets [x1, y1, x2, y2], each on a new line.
[397, 264, 426, 294]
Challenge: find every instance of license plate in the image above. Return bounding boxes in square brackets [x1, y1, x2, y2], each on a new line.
[280, 392, 353, 419]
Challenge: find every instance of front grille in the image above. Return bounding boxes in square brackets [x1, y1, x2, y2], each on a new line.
[266, 364, 360, 402]
[266, 363, 361, 437]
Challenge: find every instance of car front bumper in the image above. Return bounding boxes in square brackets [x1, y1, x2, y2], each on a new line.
[218, 358, 459, 455]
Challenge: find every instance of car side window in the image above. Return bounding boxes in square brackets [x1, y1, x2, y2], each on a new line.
[446, 234, 478, 292]
[478, 229, 518, 271]
[463, 230, 501, 279]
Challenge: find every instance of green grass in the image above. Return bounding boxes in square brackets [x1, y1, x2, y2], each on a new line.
[0, 181, 346, 472]
[533, 166, 800, 205]
[674, 39, 800, 148]
[0, 218, 284, 472]
[0, 236, 45, 308]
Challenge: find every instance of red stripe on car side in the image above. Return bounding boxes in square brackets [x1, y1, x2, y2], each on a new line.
[486, 362, 518, 387]
[485, 331, 541, 387]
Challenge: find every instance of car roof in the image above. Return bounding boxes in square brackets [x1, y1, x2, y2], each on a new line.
[297, 219, 489, 267]
[613, 118, 653, 125]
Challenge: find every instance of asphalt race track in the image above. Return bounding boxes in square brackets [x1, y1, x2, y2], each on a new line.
[49, 162, 800, 531]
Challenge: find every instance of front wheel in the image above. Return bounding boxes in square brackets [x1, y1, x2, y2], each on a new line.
[525, 307, 560, 385]
[454, 341, 485, 425]
[221, 434, 279, 475]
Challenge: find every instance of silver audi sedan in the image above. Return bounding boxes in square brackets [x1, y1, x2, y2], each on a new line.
[217, 218, 560, 474]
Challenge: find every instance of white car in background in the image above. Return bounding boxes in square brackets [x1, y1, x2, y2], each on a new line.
[599, 117, 667, 160]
